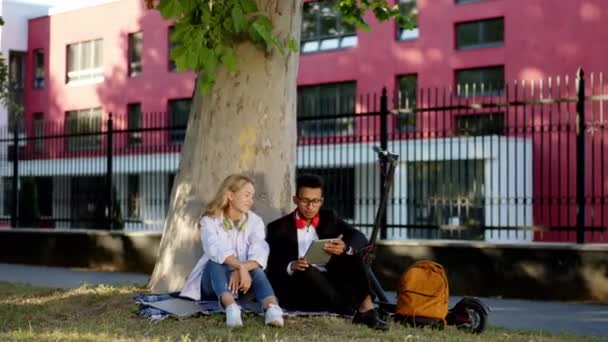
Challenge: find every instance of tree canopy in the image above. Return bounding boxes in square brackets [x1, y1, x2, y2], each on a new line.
[147, 0, 412, 90]
[0, 16, 24, 121]
[0, 16, 9, 109]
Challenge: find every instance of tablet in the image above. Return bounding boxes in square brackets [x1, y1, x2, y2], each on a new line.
[304, 238, 336, 265]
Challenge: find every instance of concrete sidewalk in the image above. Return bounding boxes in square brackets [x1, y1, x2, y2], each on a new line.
[1, 263, 606, 339]
[0, 263, 149, 288]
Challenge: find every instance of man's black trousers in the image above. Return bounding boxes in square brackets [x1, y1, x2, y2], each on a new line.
[280, 254, 372, 314]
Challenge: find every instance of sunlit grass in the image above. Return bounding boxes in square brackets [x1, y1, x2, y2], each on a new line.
[0, 282, 601, 342]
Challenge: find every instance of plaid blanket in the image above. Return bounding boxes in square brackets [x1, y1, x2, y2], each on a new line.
[134, 293, 346, 321]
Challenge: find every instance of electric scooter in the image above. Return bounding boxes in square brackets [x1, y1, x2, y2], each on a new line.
[352, 146, 490, 333]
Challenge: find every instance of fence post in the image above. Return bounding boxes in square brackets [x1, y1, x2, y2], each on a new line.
[576, 68, 585, 244]
[380, 87, 389, 239]
[106, 113, 114, 230]
[11, 123, 19, 228]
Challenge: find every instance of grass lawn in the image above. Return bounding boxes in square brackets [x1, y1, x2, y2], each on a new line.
[0, 282, 601, 342]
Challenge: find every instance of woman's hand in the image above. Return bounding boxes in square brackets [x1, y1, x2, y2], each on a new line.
[228, 269, 241, 296]
[238, 267, 252, 293]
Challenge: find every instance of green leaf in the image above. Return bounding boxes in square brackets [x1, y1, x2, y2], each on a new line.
[231, 6, 247, 33]
[238, 0, 257, 13]
[220, 48, 238, 72]
[287, 37, 298, 53]
[156, 0, 182, 19]
[199, 48, 218, 76]
[198, 73, 215, 92]
[251, 16, 274, 46]
[170, 44, 186, 60]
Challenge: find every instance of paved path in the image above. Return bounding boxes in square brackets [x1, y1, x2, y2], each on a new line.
[1, 263, 606, 339]
[0, 263, 149, 288]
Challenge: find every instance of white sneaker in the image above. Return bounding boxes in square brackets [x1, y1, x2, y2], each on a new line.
[265, 304, 284, 327]
[225, 303, 243, 328]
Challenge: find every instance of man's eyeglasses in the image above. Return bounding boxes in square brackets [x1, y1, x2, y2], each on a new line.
[297, 197, 323, 206]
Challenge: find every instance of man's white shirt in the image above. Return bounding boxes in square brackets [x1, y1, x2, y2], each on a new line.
[287, 212, 325, 275]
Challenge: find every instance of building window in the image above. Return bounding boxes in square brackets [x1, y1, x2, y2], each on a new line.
[455, 113, 505, 136]
[168, 26, 180, 71]
[406, 160, 485, 239]
[127, 103, 142, 146]
[65, 108, 102, 151]
[33, 49, 45, 89]
[456, 66, 504, 96]
[397, 0, 419, 41]
[127, 174, 140, 219]
[70, 176, 106, 229]
[456, 18, 504, 50]
[9, 51, 25, 91]
[297, 167, 355, 220]
[33, 113, 44, 154]
[168, 98, 191, 144]
[297, 82, 356, 136]
[128, 32, 142, 77]
[456, 0, 484, 4]
[301, 0, 357, 53]
[395, 75, 417, 131]
[8, 51, 26, 132]
[66, 39, 103, 84]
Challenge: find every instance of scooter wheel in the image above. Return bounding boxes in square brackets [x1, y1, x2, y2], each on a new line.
[456, 301, 487, 334]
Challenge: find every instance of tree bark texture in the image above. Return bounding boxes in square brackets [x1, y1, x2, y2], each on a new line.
[148, 0, 303, 292]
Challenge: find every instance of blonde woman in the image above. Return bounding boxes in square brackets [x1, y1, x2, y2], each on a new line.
[180, 174, 284, 328]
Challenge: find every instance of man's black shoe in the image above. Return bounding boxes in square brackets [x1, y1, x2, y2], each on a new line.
[352, 309, 389, 331]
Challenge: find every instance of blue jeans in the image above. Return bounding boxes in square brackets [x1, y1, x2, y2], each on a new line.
[201, 261, 275, 308]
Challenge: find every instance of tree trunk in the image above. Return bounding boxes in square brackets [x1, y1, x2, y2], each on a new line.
[148, 0, 303, 292]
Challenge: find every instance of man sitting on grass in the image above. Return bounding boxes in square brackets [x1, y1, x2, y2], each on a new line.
[266, 174, 387, 330]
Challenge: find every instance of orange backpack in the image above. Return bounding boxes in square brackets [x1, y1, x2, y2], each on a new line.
[396, 261, 449, 325]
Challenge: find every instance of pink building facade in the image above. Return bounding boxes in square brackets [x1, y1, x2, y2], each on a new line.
[14, 0, 608, 240]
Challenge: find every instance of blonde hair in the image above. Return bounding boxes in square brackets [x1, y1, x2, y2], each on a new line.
[204, 174, 254, 218]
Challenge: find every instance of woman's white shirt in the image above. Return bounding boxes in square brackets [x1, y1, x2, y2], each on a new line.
[179, 211, 268, 300]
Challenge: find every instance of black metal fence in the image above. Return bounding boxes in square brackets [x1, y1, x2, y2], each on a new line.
[1, 69, 606, 243]
[0, 110, 182, 231]
[296, 69, 607, 243]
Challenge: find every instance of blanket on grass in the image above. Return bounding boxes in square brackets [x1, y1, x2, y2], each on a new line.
[134, 293, 347, 321]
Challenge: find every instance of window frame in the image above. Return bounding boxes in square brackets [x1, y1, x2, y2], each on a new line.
[33, 49, 45, 89]
[66, 39, 104, 85]
[455, 0, 485, 4]
[127, 103, 142, 146]
[168, 26, 178, 71]
[455, 66, 505, 97]
[455, 17, 504, 50]
[300, 0, 358, 54]
[127, 174, 141, 220]
[396, 0, 419, 41]
[406, 159, 486, 237]
[297, 81, 357, 137]
[455, 112, 505, 136]
[65, 107, 103, 151]
[167, 98, 192, 144]
[395, 74, 418, 132]
[128, 32, 143, 77]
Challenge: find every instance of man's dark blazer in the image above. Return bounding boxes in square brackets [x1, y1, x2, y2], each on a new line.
[265, 208, 366, 306]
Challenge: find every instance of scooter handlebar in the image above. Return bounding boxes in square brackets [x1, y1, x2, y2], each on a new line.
[373, 146, 399, 161]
